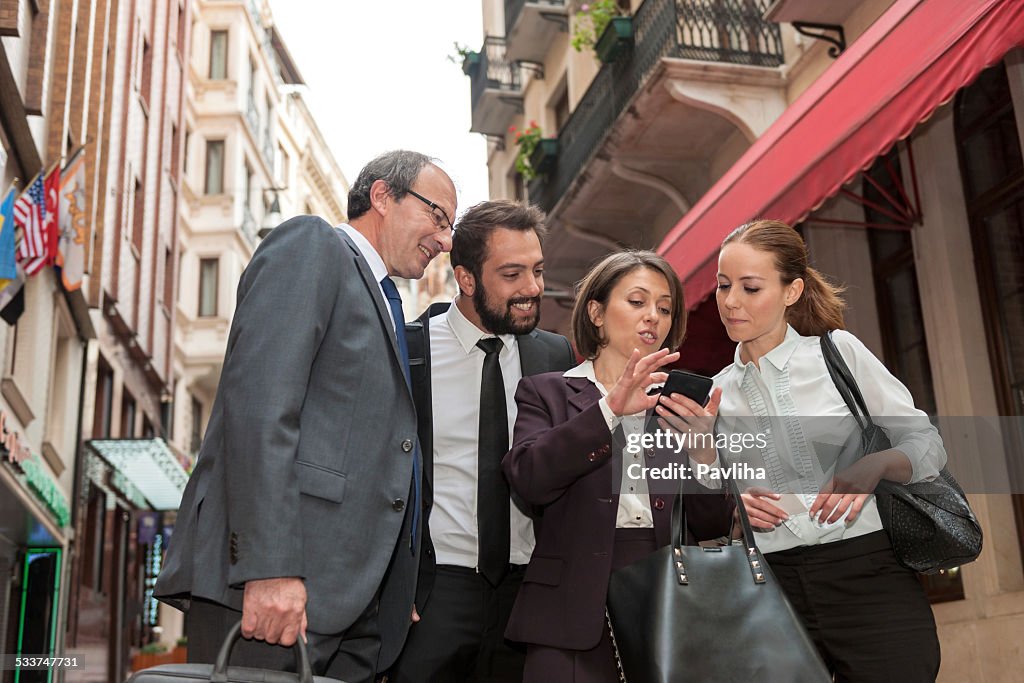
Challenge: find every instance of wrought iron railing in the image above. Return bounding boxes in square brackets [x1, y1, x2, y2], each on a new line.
[246, 95, 259, 136]
[504, 0, 567, 38]
[529, 0, 782, 214]
[470, 36, 522, 114]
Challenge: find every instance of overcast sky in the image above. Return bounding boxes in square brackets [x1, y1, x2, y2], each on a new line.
[267, 0, 489, 219]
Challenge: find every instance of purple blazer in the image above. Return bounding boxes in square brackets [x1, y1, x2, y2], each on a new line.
[502, 371, 733, 651]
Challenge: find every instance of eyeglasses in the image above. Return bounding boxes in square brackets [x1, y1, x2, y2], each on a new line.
[406, 189, 454, 234]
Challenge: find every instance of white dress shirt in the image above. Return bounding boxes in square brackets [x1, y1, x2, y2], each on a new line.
[338, 223, 394, 330]
[713, 325, 946, 553]
[563, 360, 654, 528]
[429, 299, 535, 567]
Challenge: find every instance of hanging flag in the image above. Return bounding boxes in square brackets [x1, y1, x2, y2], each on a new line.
[57, 149, 87, 291]
[36, 163, 61, 273]
[14, 173, 46, 270]
[0, 185, 17, 285]
[0, 266, 25, 326]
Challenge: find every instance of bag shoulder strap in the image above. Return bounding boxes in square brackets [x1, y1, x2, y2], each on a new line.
[819, 331, 874, 433]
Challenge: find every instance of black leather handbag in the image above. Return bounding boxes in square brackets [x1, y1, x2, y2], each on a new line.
[605, 477, 831, 683]
[820, 330, 983, 574]
[126, 621, 345, 683]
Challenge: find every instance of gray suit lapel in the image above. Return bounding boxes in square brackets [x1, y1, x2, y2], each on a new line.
[336, 229, 404, 373]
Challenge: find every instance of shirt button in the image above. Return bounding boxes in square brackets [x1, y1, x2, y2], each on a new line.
[392, 499, 406, 512]
[401, 439, 413, 452]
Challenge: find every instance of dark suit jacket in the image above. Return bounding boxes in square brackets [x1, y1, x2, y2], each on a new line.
[501, 372, 733, 651]
[405, 302, 576, 612]
[155, 217, 421, 669]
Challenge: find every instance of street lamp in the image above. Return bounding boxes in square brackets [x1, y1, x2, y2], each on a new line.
[258, 188, 284, 239]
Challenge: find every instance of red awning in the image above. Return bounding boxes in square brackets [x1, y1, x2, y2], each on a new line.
[658, 0, 1024, 309]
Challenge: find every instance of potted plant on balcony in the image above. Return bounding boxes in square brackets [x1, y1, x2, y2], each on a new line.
[449, 42, 480, 76]
[571, 0, 632, 63]
[510, 122, 557, 181]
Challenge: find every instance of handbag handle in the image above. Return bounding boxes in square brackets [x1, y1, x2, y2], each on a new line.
[210, 620, 314, 683]
[669, 450, 767, 585]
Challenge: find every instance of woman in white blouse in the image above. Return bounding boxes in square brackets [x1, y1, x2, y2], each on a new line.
[713, 220, 942, 682]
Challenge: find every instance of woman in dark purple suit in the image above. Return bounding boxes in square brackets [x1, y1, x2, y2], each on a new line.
[502, 250, 733, 682]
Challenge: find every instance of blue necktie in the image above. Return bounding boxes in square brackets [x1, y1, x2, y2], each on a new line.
[380, 276, 421, 553]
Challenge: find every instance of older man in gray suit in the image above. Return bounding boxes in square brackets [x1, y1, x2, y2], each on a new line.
[155, 150, 457, 682]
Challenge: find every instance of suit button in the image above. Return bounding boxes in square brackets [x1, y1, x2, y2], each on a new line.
[392, 498, 406, 512]
[654, 497, 666, 510]
[401, 439, 413, 452]
[645, 447, 655, 458]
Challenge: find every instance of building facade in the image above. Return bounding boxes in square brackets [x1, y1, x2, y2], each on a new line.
[171, 0, 349, 478]
[468, 0, 1024, 679]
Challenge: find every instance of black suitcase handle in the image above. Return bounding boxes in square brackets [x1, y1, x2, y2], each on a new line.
[211, 620, 313, 683]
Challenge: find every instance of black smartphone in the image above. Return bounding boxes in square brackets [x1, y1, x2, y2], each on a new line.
[660, 370, 714, 407]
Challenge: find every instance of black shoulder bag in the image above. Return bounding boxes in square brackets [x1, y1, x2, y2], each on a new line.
[605, 472, 831, 682]
[820, 330, 982, 573]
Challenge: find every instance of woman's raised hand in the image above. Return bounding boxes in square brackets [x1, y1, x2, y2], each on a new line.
[605, 348, 680, 417]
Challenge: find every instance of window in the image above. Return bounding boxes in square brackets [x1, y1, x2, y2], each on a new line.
[140, 37, 152, 107]
[176, 1, 186, 58]
[244, 163, 253, 215]
[191, 396, 203, 454]
[122, 391, 136, 438]
[170, 122, 180, 177]
[132, 178, 144, 252]
[551, 81, 570, 133]
[94, 358, 114, 438]
[82, 486, 107, 593]
[209, 30, 228, 79]
[163, 245, 174, 313]
[198, 258, 219, 317]
[278, 145, 289, 187]
[955, 63, 1024, 572]
[204, 140, 224, 195]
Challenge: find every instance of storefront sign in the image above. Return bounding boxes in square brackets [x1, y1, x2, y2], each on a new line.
[1, 409, 70, 528]
[0, 409, 31, 465]
[20, 457, 70, 528]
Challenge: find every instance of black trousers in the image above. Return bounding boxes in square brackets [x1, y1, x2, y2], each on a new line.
[389, 564, 526, 683]
[765, 531, 940, 683]
[186, 596, 381, 683]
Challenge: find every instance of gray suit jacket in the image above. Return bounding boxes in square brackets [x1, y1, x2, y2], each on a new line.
[156, 216, 420, 668]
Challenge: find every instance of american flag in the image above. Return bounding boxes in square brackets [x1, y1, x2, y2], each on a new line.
[13, 165, 59, 276]
[13, 175, 46, 270]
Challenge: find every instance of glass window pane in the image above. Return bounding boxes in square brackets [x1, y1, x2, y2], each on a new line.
[199, 258, 218, 317]
[209, 30, 227, 79]
[205, 140, 224, 195]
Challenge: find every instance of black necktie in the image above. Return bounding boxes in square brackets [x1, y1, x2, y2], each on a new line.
[476, 337, 510, 586]
[380, 276, 420, 553]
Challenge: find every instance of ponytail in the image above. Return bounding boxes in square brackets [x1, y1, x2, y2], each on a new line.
[786, 266, 845, 336]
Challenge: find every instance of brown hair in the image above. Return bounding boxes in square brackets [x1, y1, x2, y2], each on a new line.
[721, 219, 845, 336]
[571, 250, 686, 359]
[450, 200, 548, 283]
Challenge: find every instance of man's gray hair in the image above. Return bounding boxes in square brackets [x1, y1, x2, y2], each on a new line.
[347, 150, 435, 220]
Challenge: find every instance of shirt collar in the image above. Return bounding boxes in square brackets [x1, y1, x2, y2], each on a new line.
[338, 223, 388, 284]
[445, 296, 515, 355]
[563, 359, 597, 381]
[733, 324, 804, 372]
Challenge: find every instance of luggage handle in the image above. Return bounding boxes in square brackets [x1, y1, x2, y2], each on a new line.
[210, 620, 314, 683]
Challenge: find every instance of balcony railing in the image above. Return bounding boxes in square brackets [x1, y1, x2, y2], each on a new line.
[470, 36, 522, 120]
[529, 0, 782, 214]
[246, 95, 259, 136]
